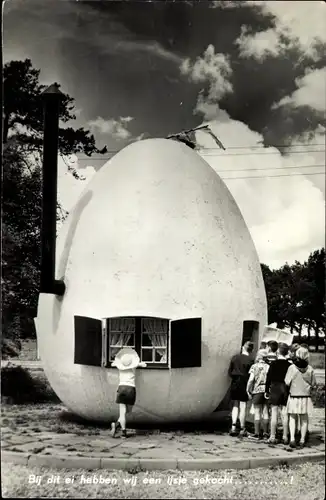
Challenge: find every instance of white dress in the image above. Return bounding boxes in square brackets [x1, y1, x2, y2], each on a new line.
[284, 364, 316, 415]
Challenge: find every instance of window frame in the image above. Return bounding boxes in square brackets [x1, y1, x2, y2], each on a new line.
[105, 316, 169, 369]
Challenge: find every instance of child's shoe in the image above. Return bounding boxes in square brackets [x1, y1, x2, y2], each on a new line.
[229, 426, 238, 437]
[289, 441, 296, 448]
[121, 429, 127, 438]
[248, 433, 260, 441]
[110, 421, 121, 438]
[238, 428, 247, 438]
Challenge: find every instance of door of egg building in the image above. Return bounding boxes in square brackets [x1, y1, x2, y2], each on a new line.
[213, 320, 260, 413]
[242, 320, 260, 356]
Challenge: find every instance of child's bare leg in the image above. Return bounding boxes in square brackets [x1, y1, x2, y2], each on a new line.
[289, 414, 296, 443]
[262, 404, 269, 435]
[239, 401, 247, 429]
[118, 404, 127, 430]
[281, 407, 289, 441]
[270, 406, 278, 440]
[300, 414, 308, 444]
[231, 401, 239, 428]
[254, 405, 262, 435]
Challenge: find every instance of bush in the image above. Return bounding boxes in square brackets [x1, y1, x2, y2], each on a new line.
[311, 384, 325, 408]
[1, 338, 21, 359]
[310, 352, 325, 369]
[1, 365, 60, 404]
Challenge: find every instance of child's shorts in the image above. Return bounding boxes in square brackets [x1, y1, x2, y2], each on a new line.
[252, 392, 268, 405]
[268, 382, 289, 407]
[116, 385, 136, 405]
[230, 376, 248, 402]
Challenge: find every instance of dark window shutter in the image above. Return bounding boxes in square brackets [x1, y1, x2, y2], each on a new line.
[170, 318, 202, 368]
[74, 316, 102, 367]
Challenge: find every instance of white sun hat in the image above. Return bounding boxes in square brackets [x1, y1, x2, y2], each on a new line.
[112, 348, 140, 370]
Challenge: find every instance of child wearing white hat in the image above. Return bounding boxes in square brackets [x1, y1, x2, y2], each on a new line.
[110, 348, 146, 438]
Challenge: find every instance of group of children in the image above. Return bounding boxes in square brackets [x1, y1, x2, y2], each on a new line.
[109, 341, 317, 444]
[228, 340, 317, 448]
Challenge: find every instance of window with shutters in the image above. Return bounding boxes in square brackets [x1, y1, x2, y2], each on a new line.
[74, 315, 202, 369]
[74, 316, 102, 367]
[170, 317, 202, 368]
[106, 316, 169, 368]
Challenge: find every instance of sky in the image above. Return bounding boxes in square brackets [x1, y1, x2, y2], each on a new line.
[3, 0, 326, 270]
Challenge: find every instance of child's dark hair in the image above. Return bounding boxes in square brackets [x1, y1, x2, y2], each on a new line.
[278, 342, 289, 357]
[244, 341, 254, 353]
[300, 343, 309, 350]
[260, 341, 267, 349]
[268, 340, 278, 353]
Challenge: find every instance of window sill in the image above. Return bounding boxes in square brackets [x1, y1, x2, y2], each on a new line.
[139, 364, 169, 369]
[105, 364, 169, 370]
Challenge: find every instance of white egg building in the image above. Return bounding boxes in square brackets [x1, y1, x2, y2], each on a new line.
[35, 138, 267, 423]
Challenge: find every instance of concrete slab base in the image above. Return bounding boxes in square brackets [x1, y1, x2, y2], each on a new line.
[2, 450, 324, 471]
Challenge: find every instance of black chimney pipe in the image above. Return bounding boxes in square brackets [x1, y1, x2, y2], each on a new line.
[40, 83, 65, 296]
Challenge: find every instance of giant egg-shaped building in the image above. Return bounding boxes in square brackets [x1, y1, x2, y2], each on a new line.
[35, 138, 267, 423]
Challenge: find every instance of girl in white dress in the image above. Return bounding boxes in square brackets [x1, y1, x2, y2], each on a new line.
[284, 347, 317, 448]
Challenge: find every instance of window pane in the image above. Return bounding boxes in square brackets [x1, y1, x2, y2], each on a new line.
[155, 348, 167, 363]
[124, 334, 135, 346]
[141, 334, 152, 346]
[142, 318, 168, 334]
[109, 332, 135, 347]
[142, 318, 154, 333]
[110, 317, 135, 332]
[141, 349, 153, 362]
[148, 334, 167, 348]
[154, 319, 168, 333]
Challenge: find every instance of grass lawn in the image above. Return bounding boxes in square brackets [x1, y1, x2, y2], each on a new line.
[1, 462, 325, 499]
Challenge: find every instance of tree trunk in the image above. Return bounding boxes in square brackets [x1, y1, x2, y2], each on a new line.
[307, 321, 311, 346]
[3, 113, 10, 143]
[314, 323, 320, 352]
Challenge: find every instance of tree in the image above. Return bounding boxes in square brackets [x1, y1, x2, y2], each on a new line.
[2, 59, 106, 354]
[3, 59, 107, 156]
[261, 250, 325, 349]
[301, 249, 325, 350]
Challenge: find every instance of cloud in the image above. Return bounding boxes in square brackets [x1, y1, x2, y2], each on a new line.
[88, 116, 134, 141]
[181, 45, 233, 117]
[181, 3, 325, 148]
[134, 132, 146, 142]
[236, 25, 284, 60]
[194, 115, 325, 269]
[3, 0, 182, 66]
[210, 1, 246, 9]
[114, 40, 182, 64]
[273, 68, 326, 113]
[181, 45, 233, 99]
[236, 1, 326, 60]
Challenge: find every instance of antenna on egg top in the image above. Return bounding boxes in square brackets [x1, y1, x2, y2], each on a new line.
[40, 83, 66, 296]
[167, 125, 226, 151]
